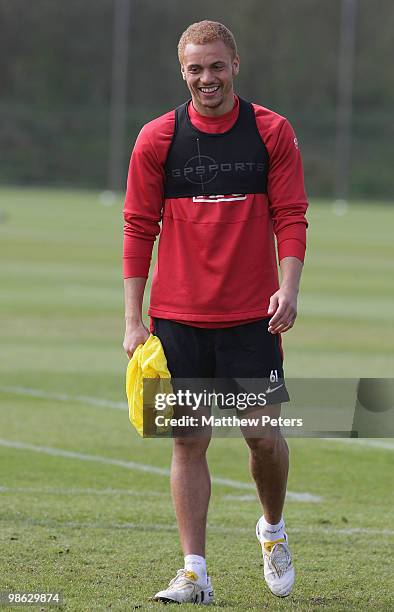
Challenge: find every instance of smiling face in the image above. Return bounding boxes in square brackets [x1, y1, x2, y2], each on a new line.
[180, 40, 240, 117]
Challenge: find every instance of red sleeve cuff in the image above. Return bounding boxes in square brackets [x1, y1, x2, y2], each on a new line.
[278, 238, 306, 262]
[123, 257, 151, 279]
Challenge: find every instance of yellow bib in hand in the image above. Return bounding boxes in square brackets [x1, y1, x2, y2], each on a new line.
[126, 334, 173, 437]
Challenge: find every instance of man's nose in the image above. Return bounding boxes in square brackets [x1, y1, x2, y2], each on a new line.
[199, 70, 215, 84]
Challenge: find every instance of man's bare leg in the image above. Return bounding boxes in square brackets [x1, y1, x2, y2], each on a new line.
[241, 404, 294, 597]
[241, 404, 289, 522]
[171, 436, 211, 556]
[246, 433, 289, 523]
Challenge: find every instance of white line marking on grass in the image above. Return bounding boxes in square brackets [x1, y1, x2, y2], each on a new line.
[223, 492, 321, 503]
[223, 494, 258, 502]
[0, 439, 169, 475]
[3, 516, 393, 537]
[0, 486, 163, 497]
[324, 438, 394, 451]
[0, 485, 318, 504]
[0, 439, 322, 502]
[0, 386, 127, 410]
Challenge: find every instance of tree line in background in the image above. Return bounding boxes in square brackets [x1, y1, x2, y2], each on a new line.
[0, 0, 393, 198]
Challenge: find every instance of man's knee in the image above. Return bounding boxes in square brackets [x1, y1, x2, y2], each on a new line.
[173, 436, 211, 458]
[245, 432, 285, 456]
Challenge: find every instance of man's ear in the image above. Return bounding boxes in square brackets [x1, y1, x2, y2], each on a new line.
[232, 55, 240, 77]
[180, 65, 186, 81]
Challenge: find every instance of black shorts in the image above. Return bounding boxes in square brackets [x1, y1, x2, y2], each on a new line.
[152, 317, 290, 410]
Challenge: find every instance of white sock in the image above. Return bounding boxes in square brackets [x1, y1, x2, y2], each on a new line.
[184, 554, 207, 585]
[258, 515, 285, 542]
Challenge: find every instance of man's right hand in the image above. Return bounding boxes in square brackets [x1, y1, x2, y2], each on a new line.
[123, 320, 150, 359]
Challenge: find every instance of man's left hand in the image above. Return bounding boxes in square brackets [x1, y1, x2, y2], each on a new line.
[267, 286, 298, 334]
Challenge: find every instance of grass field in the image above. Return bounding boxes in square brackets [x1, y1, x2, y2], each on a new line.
[0, 187, 393, 611]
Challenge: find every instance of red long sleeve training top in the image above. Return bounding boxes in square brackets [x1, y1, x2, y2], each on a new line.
[123, 95, 308, 327]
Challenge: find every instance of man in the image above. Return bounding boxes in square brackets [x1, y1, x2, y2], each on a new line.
[123, 20, 308, 604]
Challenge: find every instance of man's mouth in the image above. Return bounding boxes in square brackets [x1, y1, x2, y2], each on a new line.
[198, 85, 220, 95]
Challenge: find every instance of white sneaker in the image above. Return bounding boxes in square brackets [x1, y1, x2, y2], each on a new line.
[256, 521, 295, 597]
[154, 569, 214, 604]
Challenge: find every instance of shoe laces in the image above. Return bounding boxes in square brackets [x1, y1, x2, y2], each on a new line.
[168, 568, 198, 588]
[267, 542, 291, 577]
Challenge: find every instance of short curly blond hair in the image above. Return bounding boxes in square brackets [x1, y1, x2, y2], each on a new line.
[178, 20, 238, 64]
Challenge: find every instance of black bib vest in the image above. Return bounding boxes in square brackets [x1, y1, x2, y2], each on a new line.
[164, 97, 269, 198]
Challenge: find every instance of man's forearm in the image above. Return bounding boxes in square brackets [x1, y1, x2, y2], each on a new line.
[267, 256, 304, 334]
[279, 256, 304, 292]
[124, 277, 147, 323]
